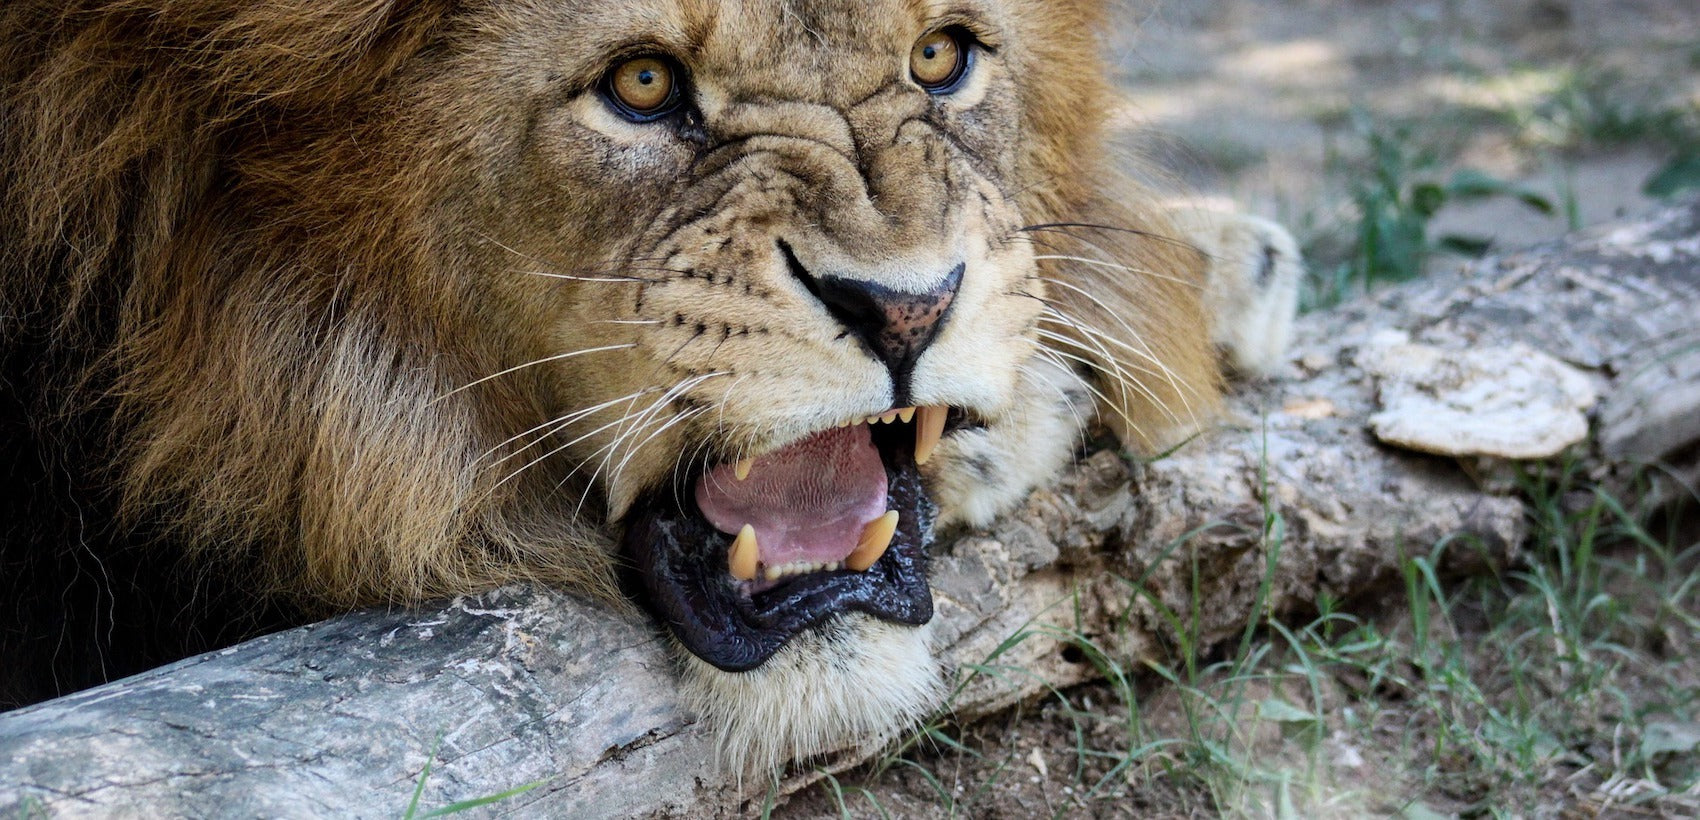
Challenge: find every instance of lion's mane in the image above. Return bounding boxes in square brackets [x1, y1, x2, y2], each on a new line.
[0, 0, 1215, 707]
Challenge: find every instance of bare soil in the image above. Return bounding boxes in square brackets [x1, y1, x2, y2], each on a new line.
[1109, 0, 1699, 252]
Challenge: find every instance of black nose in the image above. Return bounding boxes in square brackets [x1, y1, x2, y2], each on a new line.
[781, 241, 963, 387]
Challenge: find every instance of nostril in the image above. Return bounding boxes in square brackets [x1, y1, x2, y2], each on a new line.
[781, 239, 825, 304]
[777, 239, 963, 389]
[781, 240, 885, 336]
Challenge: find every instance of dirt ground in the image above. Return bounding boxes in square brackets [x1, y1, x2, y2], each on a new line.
[781, 1, 1700, 817]
[1109, 0, 1699, 252]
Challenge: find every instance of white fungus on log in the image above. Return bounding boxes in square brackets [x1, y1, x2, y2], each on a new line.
[1363, 331, 1598, 459]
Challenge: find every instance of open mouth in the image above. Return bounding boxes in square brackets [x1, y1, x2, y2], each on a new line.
[621, 406, 960, 671]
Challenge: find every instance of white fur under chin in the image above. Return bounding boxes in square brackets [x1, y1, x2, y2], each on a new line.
[680, 615, 942, 774]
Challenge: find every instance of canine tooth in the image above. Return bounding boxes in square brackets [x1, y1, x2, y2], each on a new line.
[898, 407, 916, 423]
[729, 525, 758, 581]
[914, 405, 947, 465]
[847, 510, 899, 571]
[734, 458, 753, 481]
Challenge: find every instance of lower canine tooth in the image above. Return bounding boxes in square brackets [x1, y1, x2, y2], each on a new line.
[914, 405, 947, 465]
[846, 510, 899, 571]
[728, 525, 758, 581]
[734, 458, 753, 481]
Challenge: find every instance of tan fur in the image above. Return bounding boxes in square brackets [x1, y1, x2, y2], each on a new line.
[2, 0, 1215, 608]
[1, 0, 1261, 756]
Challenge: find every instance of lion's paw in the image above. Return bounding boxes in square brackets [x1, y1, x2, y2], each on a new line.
[1171, 207, 1304, 376]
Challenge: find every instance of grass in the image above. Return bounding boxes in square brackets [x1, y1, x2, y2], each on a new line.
[1293, 60, 1700, 312]
[400, 733, 548, 818]
[1495, 64, 1700, 199]
[804, 461, 1698, 817]
[1299, 111, 1557, 311]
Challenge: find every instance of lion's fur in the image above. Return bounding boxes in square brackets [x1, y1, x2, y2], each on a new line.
[0, 0, 1221, 733]
[2, 1, 620, 618]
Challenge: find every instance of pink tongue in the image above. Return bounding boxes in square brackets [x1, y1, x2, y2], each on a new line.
[694, 425, 889, 568]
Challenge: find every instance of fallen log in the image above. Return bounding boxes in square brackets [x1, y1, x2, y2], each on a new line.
[3, 201, 1698, 818]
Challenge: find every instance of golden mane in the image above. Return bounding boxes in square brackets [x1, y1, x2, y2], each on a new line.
[0, 0, 1217, 705]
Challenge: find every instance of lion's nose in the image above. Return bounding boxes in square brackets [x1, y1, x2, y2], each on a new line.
[782, 242, 963, 384]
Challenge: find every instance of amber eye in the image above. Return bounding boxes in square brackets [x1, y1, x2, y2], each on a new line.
[604, 56, 681, 120]
[909, 29, 969, 92]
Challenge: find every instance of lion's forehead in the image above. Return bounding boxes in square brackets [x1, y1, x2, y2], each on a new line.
[693, 1, 918, 100]
[486, 0, 1016, 107]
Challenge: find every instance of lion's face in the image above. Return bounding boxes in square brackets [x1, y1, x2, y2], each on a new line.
[417, 0, 1098, 763]
[471, 0, 1046, 521]
[3, 0, 1214, 767]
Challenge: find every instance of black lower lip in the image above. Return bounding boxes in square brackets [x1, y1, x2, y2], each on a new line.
[620, 443, 937, 672]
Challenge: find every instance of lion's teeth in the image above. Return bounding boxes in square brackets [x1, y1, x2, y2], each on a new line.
[734, 458, 753, 481]
[729, 524, 759, 581]
[897, 407, 916, 423]
[847, 510, 899, 571]
[879, 410, 899, 424]
[914, 405, 947, 465]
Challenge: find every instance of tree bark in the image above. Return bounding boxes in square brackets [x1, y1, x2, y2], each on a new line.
[3, 202, 1698, 819]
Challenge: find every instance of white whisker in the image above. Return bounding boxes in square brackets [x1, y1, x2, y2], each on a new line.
[1030, 347, 1148, 441]
[1031, 254, 1199, 289]
[565, 371, 730, 513]
[481, 387, 663, 465]
[493, 409, 649, 489]
[605, 405, 711, 512]
[1034, 335, 1179, 427]
[518, 270, 651, 283]
[1034, 317, 1170, 382]
[435, 344, 635, 403]
[1034, 325, 1150, 417]
[1017, 360, 1089, 435]
[1028, 275, 1198, 419]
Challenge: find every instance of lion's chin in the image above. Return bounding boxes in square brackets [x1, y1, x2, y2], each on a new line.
[679, 614, 941, 773]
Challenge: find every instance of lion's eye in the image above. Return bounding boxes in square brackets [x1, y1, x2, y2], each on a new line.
[603, 56, 682, 120]
[909, 29, 970, 93]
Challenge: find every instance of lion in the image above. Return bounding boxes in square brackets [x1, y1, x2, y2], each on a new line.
[0, 0, 1299, 770]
